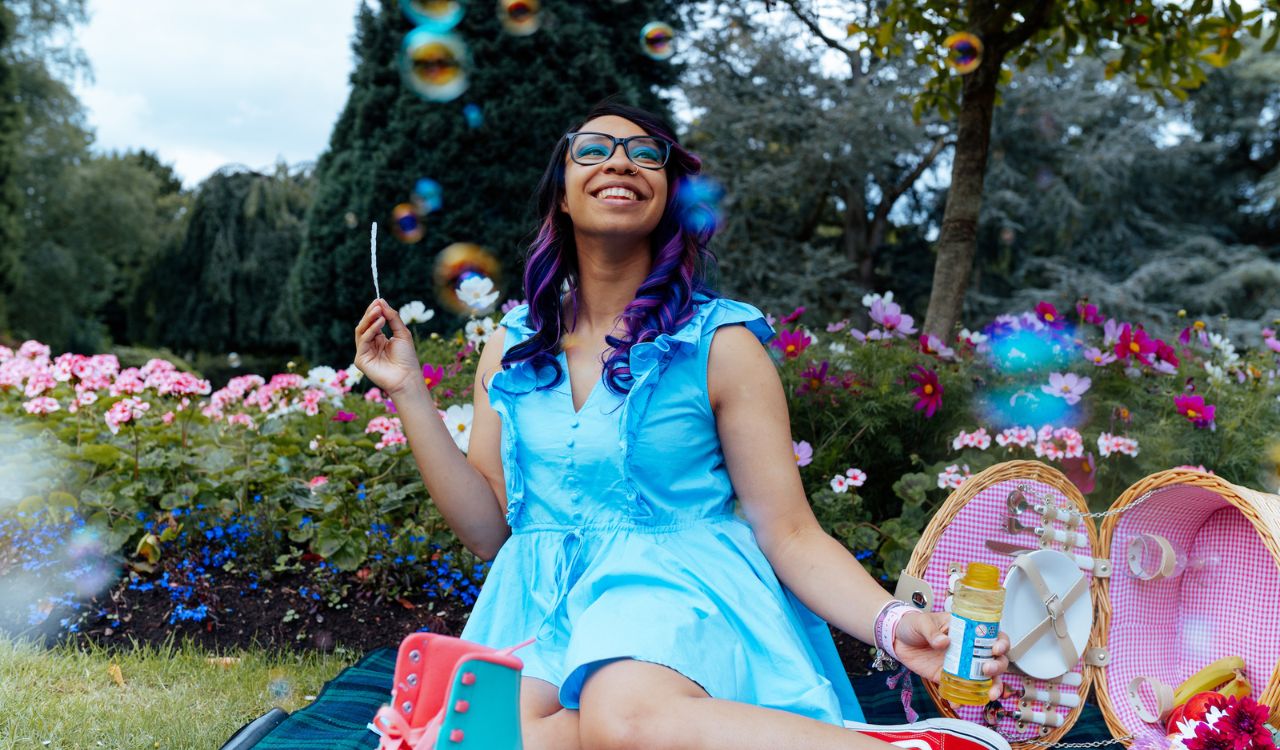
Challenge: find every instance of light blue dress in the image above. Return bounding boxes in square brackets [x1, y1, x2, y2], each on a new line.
[459, 295, 865, 725]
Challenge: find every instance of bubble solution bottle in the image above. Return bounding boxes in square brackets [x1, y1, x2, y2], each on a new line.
[939, 562, 1006, 706]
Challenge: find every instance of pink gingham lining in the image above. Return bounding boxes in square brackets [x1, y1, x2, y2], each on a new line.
[1105, 484, 1280, 738]
[923, 477, 1093, 742]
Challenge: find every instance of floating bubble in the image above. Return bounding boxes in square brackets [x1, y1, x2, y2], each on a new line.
[639, 21, 676, 61]
[976, 386, 1077, 432]
[986, 329, 1073, 375]
[227, 352, 242, 369]
[268, 676, 293, 701]
[343, 212, 358, 229]
[462, 102, 484, 129]
[1034, 166, 1055, 190]
[391, 203, 426, 244]
[400, 29, 469, 103]
[400, 0, 464, 33]
[413, 178, 444, 214]
[675, 175, 725, 235]
[499, 0, 541, 36]
[943, 32, 982, 74]
[434, 243, 502, 315]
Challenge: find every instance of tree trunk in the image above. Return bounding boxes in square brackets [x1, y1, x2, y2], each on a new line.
[843, 179, 869, 274]
[922, 66, 1000, 338]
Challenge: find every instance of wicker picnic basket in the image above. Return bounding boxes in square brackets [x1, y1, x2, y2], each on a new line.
[900, 461, 1280, 749]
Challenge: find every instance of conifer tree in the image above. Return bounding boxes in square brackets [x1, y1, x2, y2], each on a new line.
[289, 0, 686, 363]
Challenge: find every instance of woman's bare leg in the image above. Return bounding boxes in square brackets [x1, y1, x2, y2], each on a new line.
[521, 676, 581, 750]
[578, 660, 900, 750]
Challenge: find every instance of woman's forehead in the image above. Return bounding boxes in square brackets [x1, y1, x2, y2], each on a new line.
[577, 115, 649, 137]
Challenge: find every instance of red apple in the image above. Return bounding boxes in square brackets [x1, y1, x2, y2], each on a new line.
[1165, 704, 1187, 735]
[1183, 692, 1222, 723]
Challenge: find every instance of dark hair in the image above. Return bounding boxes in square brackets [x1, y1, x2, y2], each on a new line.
[501, 99, 720, 395]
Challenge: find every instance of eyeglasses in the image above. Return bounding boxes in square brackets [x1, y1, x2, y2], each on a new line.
[564, 131, 671, 170]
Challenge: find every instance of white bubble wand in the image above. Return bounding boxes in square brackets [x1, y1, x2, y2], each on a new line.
[370, 221, 381, 300]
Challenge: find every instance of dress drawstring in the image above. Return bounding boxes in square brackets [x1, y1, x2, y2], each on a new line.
[536, 529, 584, 642]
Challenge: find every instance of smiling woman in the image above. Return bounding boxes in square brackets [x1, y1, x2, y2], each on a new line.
[352, 101, 1012, 750]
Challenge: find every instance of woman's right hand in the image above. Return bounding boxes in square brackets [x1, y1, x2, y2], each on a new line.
[354, 299, 424, 398]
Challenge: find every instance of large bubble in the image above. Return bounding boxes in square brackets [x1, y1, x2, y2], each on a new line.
[499, 0, 541, 36]
[413, 178, 444, 214]
[400, 0, 464, 33]
[675, 175, 725, 235]
[434, 243, 502, 315]
[400, 29, 469, 103]
[462, 103, 484, 129]
[639, 21, 676, 61]
[943, 32, 982, 74]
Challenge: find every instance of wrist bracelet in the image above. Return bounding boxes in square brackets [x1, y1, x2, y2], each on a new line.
[873, 599, 912, 659]
[880, 604, 913, 663]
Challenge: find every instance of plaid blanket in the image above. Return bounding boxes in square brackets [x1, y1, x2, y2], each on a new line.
[248, 650, 1119, 749]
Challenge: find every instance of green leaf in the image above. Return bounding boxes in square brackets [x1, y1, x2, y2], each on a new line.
[79, 444, 125, 466]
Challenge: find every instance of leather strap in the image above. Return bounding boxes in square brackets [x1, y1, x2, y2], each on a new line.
[1128, 534, 1178, 580]
[1007, 555, 1089, 669]
[1128, 675, 1176, 723]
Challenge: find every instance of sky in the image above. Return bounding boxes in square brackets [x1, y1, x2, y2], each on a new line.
[72, 0, 362, 187]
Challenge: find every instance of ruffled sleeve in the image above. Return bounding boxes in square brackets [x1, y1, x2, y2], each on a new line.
[618, 297, 774, 519]
[487, 304, 535, 526]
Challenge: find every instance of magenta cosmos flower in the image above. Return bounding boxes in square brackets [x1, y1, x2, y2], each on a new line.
[1036, 302, 1066, 329]
[771, 329, 812, 359]
[1174, 393, 1216, 429]
[1076, 301, 1103, 325]
[1114, 323, 1157, 365]
[908, 365, 943, 418]
[422, 363, 446, 389]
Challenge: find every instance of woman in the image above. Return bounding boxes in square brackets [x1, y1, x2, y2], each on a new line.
[354, 101, 1010, 750]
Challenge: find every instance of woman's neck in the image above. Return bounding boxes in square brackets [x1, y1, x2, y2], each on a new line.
[568, 233, 652, 337]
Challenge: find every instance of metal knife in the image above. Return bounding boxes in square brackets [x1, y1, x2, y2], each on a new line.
[984, 540, 1099, 573]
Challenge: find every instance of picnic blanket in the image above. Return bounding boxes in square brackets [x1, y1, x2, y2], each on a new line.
[244, 648, 1118, 749]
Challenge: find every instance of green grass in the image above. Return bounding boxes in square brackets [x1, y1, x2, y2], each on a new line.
[0, 635, 357, 749]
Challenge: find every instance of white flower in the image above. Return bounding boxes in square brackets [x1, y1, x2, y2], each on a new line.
[399, 300, 435, 325]
[466, 316, 497, 346]
[1204, 361, 1228, 385]
[443, 403, 474, 453]
[458, 276, 499, 314]
[344, 364, 364, 385]
[830, 475, 849, 493]
[959, 328, 988, 347]
[845, 468, 867, 487]
[304, 366, 340, 393]
[862, 290, 894, 309]
[828, 341, 847, 354]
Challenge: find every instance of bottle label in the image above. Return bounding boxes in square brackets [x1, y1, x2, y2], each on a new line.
[943, 613, 999, 681]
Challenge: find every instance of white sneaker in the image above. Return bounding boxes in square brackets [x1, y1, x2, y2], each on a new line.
[843, 718, 1012, 750]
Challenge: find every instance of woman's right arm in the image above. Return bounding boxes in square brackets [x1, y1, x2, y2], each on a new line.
[354, 300, 511, 560]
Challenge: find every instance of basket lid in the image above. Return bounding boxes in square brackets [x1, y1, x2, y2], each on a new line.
[1003, 550, 1094, 680]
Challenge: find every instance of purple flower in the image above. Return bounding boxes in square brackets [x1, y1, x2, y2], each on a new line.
[792, 440, 813, 467]
[1083, 347, 1117, 366]
[1076, 301, 1103, 325]
[908, 366, 943, 419]
[868, 299, 917, 339]
[1041, 372, 1091, 405]
[331, 410, 356, 422]
[771, 329, 812, 359]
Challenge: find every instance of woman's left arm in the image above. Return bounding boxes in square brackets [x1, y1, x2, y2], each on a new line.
[708, 325, 1007, 693]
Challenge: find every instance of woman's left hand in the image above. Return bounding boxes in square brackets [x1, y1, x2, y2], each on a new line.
[893, 610, 1010, 703]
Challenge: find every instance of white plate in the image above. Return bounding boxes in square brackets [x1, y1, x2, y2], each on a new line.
[1001, 549, 1093, 680]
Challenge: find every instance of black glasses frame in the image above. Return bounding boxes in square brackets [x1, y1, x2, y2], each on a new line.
[564, 131, 672, 170]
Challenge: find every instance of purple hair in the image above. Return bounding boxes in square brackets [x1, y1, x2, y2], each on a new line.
[500, 100, 720, 395]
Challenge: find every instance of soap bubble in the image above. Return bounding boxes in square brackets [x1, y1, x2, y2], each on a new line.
[674, 175, 724, 235]
[462, 103, 484, 129]
[413, 178, 444, 214]
[391, 203, 426, 244]
[343, 212, 358, 228]
[400, 29, 468, 103]
[434, 243, 502, 315]
[943, 32, 982, 74]
[499, 0, 541, 36]
[639, 22, 676, 61]
[399, 0, 464, 32]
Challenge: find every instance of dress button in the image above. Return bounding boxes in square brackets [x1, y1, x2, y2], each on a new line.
[566, 437, 575, 448]
[571, 419, 579, 429]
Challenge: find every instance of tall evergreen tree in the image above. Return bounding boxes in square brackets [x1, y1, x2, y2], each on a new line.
[0, 5, 22, 333]
[149, 163, 313, 355]
[289, 0, 686, 363]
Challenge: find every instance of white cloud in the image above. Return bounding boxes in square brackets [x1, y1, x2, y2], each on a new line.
[74, 0, 359, 186]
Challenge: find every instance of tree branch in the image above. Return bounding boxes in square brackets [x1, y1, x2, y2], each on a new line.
[777, 0, 863, 79]
[991, 0, 1056, 54]
[876, 135, 954, 221]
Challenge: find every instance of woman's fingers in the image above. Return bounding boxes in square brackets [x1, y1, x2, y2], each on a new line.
[360, 316, 387, 346]
[382, 300, 412, 341]
[356, 301, 386, 339]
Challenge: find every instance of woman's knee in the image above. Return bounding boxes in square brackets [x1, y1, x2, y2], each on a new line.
[578, 660, 707, 750]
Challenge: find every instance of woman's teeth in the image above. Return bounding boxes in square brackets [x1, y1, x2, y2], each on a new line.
[595, 187, 638, 201]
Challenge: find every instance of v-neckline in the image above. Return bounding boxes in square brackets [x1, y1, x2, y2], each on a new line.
[558, 350, 602, 415]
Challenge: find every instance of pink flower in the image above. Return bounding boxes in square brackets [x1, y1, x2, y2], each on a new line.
[1076, 301, 1103, 325]
[771, 329, 812, 359]
[867, 299, 917, 339]
[366, 415, 403, 435]
[937, 464, 971, 490]
[226, 413, 256, 430]
[792, 440, 813, 467]
[500, 298, 527, 314]
[364, 387, 384, 402]
[1062, 452, 1096, 494]
[952, 428, 992, 451]
[23, 396, 60, 415]
[1097, 432, 1140, 458]
[307, 475, 329, 491]
[1034, 426, 1084, 461]
[919, 334, 956, 361]
[1036, 301, 1066, 329]
[1180, 320, 1211, 348]
[375, 430, 408, 451]
[1153, 339, 1180, 375]
[105, 397, 151, 434]
[1115, 323, 1157, 365]
[826, 319, 849, 333]
[1083, 346, 1117, 366]
[779, 306, 806, 325]
[908, 366, 943, 418]
[162, 411, 176, 425]
[1042, 372, 1091, 405]
[332, 410, 356, 422]
[422, 363, 446, 390]
[1174, 394, 1216, 429]
[1262, 328, 1280, 355]
[797, 361, 837, 395]
[996, 426, 1036, 449]
[845, 467, 867, 487]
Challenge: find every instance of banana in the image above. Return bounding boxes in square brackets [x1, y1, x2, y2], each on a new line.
[1173, 656, 1247, 706]
[1216, 670, 1253, 700]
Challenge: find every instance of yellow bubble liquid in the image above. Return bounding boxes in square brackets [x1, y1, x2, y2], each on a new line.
[939, 562, 1006, 706]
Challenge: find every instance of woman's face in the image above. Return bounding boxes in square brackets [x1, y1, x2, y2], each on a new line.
[559, 115, 669, 244]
